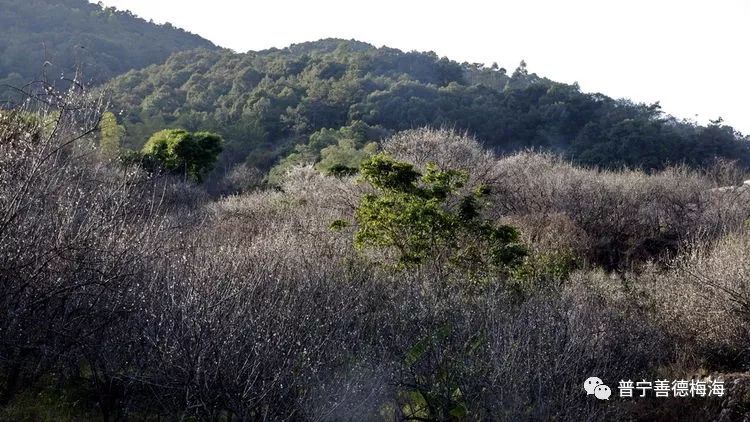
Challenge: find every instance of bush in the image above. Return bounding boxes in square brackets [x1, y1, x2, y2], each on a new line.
[352, 153, 526, 273]
[382, 127, 499, 194]
[490, 151, 748, 271]
[634, 232, 750, 371]
[141, 128, 223, 182]
[209, 162, 265, 196]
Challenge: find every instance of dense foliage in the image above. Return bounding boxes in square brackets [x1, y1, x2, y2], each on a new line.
[98, 111, 124, 158]
[106, 39, 749, 176]
[136, 128, 223, 182]
[267, 120, 387, 184]
[0, 0, 215, 96]
[351, 153, 526, 271]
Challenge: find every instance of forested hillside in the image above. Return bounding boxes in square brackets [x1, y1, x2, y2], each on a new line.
[0, 0, 215, 92]
[107, 39, 749, 176]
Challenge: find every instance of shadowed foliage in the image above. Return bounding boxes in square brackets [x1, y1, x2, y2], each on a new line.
[0, 0, 215, 97]
[104, 40, 750, 177]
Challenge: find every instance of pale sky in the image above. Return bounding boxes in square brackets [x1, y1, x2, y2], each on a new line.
[94, 0, 749, 134]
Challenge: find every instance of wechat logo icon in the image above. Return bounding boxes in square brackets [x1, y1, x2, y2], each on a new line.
[584, 377, 612, 400]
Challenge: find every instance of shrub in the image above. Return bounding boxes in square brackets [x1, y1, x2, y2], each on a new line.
[141, 128, 223, 182]
[353, 153, 527, 273]
[490, 151, 747, 271]
[209, 162, 265, 196]
[635, 232, 750, 370]
[382, 127, 499, 192]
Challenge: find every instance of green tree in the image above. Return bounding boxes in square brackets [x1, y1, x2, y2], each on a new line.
[141, 129, 222, 182]
[316, 139, 377, 176]
[268, 120, 389, 184]
[350, 153, 526, 272]
[98, 112, 124, 159]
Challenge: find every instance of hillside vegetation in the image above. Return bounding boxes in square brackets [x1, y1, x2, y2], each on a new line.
[1, 87, 750, 420]
[106, 39, 749, 178]
[0, 0, 215, 94]
[2, 2, 750, 418]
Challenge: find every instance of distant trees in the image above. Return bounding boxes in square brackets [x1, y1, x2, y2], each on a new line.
[317, 139, 378, 176]
[0, 0, 214, 96]
[106, 41, 750, 174]
[140, 129, 223, 182]
[571, 111, 750, 169]
[267, 120, 388, 184]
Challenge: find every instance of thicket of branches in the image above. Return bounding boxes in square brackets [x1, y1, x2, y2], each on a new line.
[1, 89, 750, 420]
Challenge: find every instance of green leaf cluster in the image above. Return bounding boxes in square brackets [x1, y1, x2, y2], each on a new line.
[267, 120, 386, 184]
[138, 129, 223, 182]
[395, 325, 484, 421]
[354, 153, 526, 271]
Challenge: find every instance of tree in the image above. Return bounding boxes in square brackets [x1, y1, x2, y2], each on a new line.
[316, 139, 377, 176]
[141, 129, 223, 182]
[0, 0, 215, 97]
[268, 120, 389, 184]
[104, 40, 750, 173]
[99, 112, 124, 159]
[350, 153, 527, 273]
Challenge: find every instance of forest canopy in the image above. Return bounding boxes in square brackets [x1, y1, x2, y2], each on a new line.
[0, 0, 215, 95]
[0, 0, 747, 178]
[104, 39, 750, 176]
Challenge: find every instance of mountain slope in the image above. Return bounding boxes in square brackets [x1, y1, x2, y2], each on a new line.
[0, 0, 216, 91]
[106, 38, 749, 173]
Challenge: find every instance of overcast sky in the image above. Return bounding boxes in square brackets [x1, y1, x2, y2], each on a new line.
[93, 0, 749, 134]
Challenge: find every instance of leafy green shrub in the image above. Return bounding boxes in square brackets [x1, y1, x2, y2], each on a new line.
[267, 120, 386, 185]
[98, 111, 125, 159]
[352, 153, 527, 273]
[141, 128, 222, 182]
[316, 138, 378, 176]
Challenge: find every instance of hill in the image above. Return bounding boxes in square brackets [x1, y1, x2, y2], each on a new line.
[0, 0, 216, 93]
[106, 39, 750, 175]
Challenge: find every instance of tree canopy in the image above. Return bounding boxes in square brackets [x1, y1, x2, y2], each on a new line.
[105, 39, 750, 174]
[139, 129, 223, 182]
[0, 0, 215, 98]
